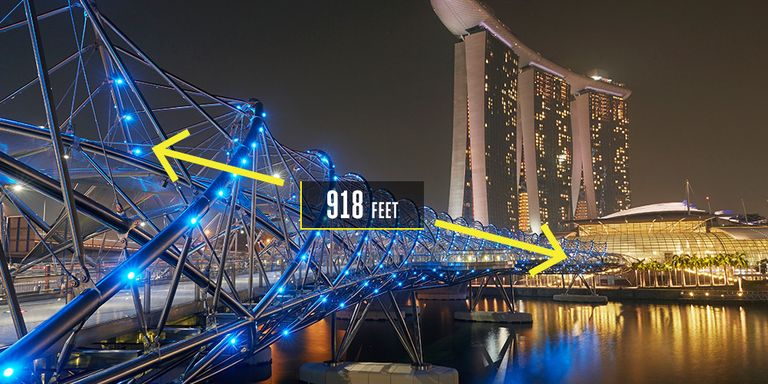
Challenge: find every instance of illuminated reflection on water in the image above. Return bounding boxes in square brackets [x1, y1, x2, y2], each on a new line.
[233, 298, 768, 383]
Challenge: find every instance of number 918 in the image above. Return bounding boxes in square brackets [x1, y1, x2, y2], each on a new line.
[326, 190, 364, 219]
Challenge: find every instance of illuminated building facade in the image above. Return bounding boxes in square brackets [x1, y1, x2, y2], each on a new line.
[517, 168, 530, 231]
[447, 28, 519, 228]
[574, 186, 589, 221]
[519, 67, 573, 231]
[589, 91, 630, 215]
[572, 89, 631, 218]
[433, 0, 632, 232]
[571, 203, 768, 264]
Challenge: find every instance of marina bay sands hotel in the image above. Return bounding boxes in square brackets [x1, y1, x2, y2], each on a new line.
[432, 0, 631, 232]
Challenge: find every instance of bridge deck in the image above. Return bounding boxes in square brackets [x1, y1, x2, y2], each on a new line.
[0, 272, 280, 346]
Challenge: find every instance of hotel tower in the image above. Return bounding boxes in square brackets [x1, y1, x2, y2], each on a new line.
[432, 0, 632, 232]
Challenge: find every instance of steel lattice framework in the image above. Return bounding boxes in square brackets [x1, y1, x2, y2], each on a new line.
[0, 1, 621, 382]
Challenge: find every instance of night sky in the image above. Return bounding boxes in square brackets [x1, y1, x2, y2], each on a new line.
[98, 0, 768, 215]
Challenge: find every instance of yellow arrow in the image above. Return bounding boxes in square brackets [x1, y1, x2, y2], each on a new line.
[434, 220, 567, 276]
[152, 129, 285, 186]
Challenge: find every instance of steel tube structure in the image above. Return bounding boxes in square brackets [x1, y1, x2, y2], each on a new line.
[23, 0, 89, 282]
[0, 3, 621, 382]
[0, 120, 256, 361]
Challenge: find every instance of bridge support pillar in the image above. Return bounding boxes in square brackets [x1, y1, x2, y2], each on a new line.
[299, 362, 458, 384]
[454, 274, 533, 323]
[552, 274, 608, 304]
[243, 346, 272, 366]
[416, 284, 468, 300]
[454, 310, 532, 323]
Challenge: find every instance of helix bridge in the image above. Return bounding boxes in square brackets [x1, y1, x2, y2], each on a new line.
[0, 1, 622, 382]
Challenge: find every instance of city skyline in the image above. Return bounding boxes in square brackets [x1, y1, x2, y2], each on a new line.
[91, 0, 768, 217]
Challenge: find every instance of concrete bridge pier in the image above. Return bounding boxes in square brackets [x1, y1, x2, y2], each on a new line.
[454, 274, 533, 324]
[552, 273, 608, 304]
[299, 362, 458, 384]
[243, 346, 272, 366]
[417, 284, 468, 300]
[300, 291, 458, 384]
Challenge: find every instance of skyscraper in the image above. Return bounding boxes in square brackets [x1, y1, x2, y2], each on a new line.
[447, 28, 519, 228]
[518, 67, 573, 231]
[432, 0, 631, 232]
[588, 91, 631, 215]
[572, 89, 631, 218]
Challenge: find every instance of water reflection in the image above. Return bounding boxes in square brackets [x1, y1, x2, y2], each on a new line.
[225, 298, 768, 383]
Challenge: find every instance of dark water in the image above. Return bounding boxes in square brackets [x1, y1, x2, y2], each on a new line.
[222, 297, 768, 383]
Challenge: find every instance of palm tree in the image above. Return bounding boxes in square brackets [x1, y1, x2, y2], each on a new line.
[631, 259, 645, 287]
[682, 254, 693, 286]
[647, 260, 662, 287]
[715, 253, 729, 286]
[734, 253, 748, 268]
[642, 261, 652, 287]
[703, 255, 716, 286]
[664, 260, 674, 287]
[690, 255, 703, 286]
[670, 254, 686, 287]
[727, 253, 748, 284]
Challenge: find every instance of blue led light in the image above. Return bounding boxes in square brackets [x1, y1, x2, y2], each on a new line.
[373, 289, 380, 294]
[240, 158, 247, 165]
[2, 367, 14, 378]
[391, 274, 396, 278]
[229, 336, 237, 345]
[339, 302, 346, 309]
[282, 329, 289, 336]
[344, 270, 349, 275]
[122, 114, 133, 122]
[421, 276, 426, 281]
[217, 189, 225, 197]
[321, 296, 328, 303]
[132, 148, 142, 155]
[277, 286, 284, 293]
[432, 268, 436, 272]
[189, 217, 197, 225]
[300, 254, 307, 261]
[258, 127, 264, 133]
[333, 176, 339, 181]
[251, 142, 257, 148]
[363, 281, 369, 287]
[126, 271, 136, 280]
[261, 112, 267, 118]
[114, 77, 124, 85]
[233, 138, 239, 143]
[397, 282, 403, 287]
